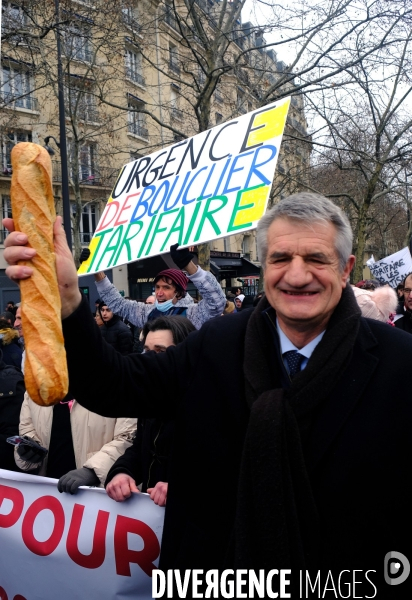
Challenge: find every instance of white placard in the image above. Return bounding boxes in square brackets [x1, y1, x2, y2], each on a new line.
[367, 247, 412, 287]
[78, 98, 290, 276]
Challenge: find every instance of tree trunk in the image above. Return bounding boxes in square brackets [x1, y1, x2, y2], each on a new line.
[353, 206, 368, 283]
[403, 201, 412, 250]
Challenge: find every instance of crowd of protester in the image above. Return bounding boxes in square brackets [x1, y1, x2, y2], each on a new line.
[1, 244, 231, 500]
[0, 242, 272, 501]
[1, 196, 411, 595]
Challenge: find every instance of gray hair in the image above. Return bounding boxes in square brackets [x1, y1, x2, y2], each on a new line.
[256, 192, 353, 271]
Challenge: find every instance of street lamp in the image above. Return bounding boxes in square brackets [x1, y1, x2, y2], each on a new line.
[44, 135, 60, 156]
[43, 0, 72, 250]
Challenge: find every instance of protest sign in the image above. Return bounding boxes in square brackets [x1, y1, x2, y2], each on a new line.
[366, 247, 412, 287]
[0, 469, 164, 600]
[78, 98, 290, 275]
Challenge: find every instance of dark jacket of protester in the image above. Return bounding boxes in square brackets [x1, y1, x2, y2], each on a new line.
[105, 418, 174, 492]
[63, 288, 411, 595]
[99, 313, 133, 355]
[394, 307, 412, 333]
[0, 350, 25, 471]
[0, 326, 23, 370]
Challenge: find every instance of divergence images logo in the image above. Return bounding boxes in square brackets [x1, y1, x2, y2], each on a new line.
[384, 551, 410, 586]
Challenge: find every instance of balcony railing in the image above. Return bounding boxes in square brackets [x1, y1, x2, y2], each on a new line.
[51, 161, 119, 187]
[122, 12, 141, 33]
[0, 229, 10, 245]
[128, 121, 149, 139]
[0, 91, 39, 111]
[125, 67, 145, 86]
[66, 106, 99, 123]
[63, 43, 93, 64]
[1, 161, 12, 177]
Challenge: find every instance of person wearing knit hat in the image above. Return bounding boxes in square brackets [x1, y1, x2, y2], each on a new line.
[352, 285, 398, 324]
[234, 293, 245, 312]
[91, 243, 226, 330]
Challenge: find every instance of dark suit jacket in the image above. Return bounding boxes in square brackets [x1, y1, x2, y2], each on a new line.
[64, 298, 411, 595]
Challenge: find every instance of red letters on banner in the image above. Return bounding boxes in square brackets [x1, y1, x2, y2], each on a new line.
[0, 587, 27, 600]
[0, 484, 160, 576]
[22, 496, 65, 556]
[66, 503, 109, 569]
[0, 486, 24, 528]
[114, 515, 161, 577]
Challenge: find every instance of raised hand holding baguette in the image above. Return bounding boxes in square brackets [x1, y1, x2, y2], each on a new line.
[10, 142, 69, 406]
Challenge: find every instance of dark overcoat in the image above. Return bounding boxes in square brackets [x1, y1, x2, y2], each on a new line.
[64, 298, 411, 596]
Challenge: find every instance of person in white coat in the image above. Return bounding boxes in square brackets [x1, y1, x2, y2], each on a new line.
[15, 392, 136, 493]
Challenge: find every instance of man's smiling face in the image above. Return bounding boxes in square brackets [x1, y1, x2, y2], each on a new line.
[264, 218, 354, 341]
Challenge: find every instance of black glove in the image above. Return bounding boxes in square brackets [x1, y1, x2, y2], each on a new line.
[79, 248, 91, 264]
[58, 467, 100, 495]
[17, 436, 47, 464]
[170, 243, 194, 270]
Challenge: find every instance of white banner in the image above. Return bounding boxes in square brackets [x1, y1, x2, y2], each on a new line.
[367, 247, 412, 287]
[0, 469, 164, 600]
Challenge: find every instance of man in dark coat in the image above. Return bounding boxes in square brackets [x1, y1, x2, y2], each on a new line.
[0, 349, 25, 471]
[98, 301, 132, 355]
[394, 272, 412, 333]
[4, 193, 411, 598]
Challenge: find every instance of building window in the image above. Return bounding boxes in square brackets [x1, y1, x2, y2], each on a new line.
[1, 131, 32, 175]
[65, 81, 98, 123]
[122, 2, 140, 31]
[214, 85, 223, 104]
[1, 2, 28, 42]
[170, 87, 182, 120]
[68, 142, 97, 183]
[164, 1, 178, 30]
[63, 23, 92, 62]
[1, 2, 28, 38]
[80, 203, 98, 243]
[128, 98, 148, 139]
[1, 64, 36, 110]
[125, 49, 145, 86]
[79, 144, 96, 182]
[241, 235, 251, 259]
[215, 112, 223, 125]
[169, 44, 180, 74]
[1, 194, 12, 244]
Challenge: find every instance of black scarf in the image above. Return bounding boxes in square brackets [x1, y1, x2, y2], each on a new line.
[233, 286, 361, 580]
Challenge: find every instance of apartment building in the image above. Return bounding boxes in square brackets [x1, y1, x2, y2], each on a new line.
[0, 0, 310, 305]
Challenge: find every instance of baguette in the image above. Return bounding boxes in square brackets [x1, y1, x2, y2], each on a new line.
[10, 142, 68, 406]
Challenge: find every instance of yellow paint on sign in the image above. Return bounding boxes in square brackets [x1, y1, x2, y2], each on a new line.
[233, 185, 269, 228]
[77, 236, 100, 274]
[246, 100, 290, 149]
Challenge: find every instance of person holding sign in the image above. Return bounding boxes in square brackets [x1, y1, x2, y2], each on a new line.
[93, 243, 225, 330]
[4, 193, 411, 594]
